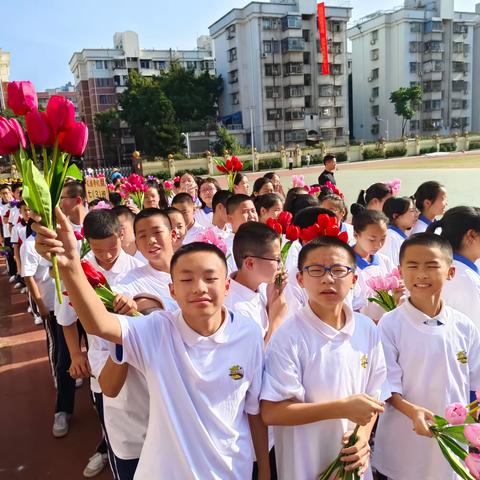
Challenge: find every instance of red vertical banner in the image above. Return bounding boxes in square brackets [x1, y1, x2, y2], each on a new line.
[317, 2, 330, 75]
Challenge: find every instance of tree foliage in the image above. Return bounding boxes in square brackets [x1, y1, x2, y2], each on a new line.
[213, 127, 240, 156]
[389, 86, 423, 136]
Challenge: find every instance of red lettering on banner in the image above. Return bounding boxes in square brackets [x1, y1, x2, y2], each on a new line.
[317, 3, 330, 75]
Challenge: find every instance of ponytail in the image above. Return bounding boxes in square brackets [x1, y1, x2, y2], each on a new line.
[435, 206, 480, 251]
[356, 189, 366, 206]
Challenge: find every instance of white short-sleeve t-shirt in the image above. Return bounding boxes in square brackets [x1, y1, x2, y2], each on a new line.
[409, 215, 432, 236]
[110, 308, 264, 479]
[261, 303, 386, 480]
[182, 221, 206, 246]
[379, 225, 407, 267]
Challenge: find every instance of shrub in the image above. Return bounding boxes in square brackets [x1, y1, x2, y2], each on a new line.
[362, 148, 384, 160]
[335, 152, 348, 163]
[259, 158, 282, 170]
[150, 171, 170, 180]
[419, 146, 437, 155]
[176, 168, 208, 177]
[242, 160, 253, 171]
[469, 142, 480, 151]
[385, 146, 407, 158]
[439, 142, 456, 152]
[173, 152, 187, 160]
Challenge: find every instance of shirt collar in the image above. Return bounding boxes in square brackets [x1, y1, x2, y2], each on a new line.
[202, 206, 213, 214]
[453, 253, 480, 275]
[228, 273, 261, 303]
[354, 251, 380, 270]
[418, 214, 432, 226]
[174, 307, 232, 347]
[388, 224, 408, 239]
[403, 298, 447, 326]
[303, 302, 355, 339]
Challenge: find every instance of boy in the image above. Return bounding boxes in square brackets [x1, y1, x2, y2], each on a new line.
[373, 233, 480, 480]
[261, 237, 386, 480]
[34, 212, 270, 479]
[225, 194, 259, 273]
[0, 184, 16, 280]
[225, 221, 287, 343]
[211, 189, 233, 237]
[11, 201, 29, 290]
[164, 207, 187, 251]
[112, 205, 147, 264]
[171, 193, 205, 245]
[318, 153, 337, 186]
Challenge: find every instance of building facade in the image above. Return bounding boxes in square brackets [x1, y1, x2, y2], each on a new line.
[69, 31, 215, 167]
[348, 0, 479, 141]
[37, 82, 80, 121]
[209, 0, 351, 152]
[0, 49, 10, 110]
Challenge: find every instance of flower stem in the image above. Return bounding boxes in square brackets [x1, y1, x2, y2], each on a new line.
[30, 143, 38, 166]
[51, 254, 63, 304]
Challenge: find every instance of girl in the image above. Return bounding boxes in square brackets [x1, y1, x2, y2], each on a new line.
[179, 172, 200, 205]
[351, 182, 392, 213]
[429, 206, 480, 329]
[263, 172, 286, 199]
[283, 187, 309, 214]
[352, 207, 396, 322]
[254, 193, 283, 224]
[380, 196, 417, 265]
[163, 207, 186, 252]
[233, 173, 250, 195]
[144, 181, 169, 209]
[410, 181, 447, 234]
[195, 178, 221, 228]
[319, 193, 355, 245]
[252, 177, 274, 196]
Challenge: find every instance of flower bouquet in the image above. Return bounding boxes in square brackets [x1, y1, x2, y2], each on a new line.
[120, 173, 148, 209]
[215, 155, 243, 192]
[73, 228, 91, 259]
[163, 180, 174, 199]
[194, 228, 229, 257]
[0, 81, 87, 303]
[299, 213, 349, 244]
[365, 269, 402, 312]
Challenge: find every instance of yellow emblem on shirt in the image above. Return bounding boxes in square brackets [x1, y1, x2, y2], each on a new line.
[457, 351, 468, 364]
[361, 354, 368, 369]
[229, 365, 244, 380]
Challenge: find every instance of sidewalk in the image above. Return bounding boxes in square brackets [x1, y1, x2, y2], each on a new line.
[0, 261, 111, 479]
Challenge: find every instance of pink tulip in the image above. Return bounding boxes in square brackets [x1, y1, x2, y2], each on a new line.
[466, 453, 480, 479]
[7, 81, 38, 115]
[58, 121, 88, 156]
[388, 179, 402, 196]
[163, 181, 173, 190]
[292, 174, 305, 188]
[366, 277, 379, 290]
[26, 110, 54, 146]
[46, 95, 75, 133]
[0, 117, 26, 154]
[444, 403, 468, 425]
[7, 118, 27, 150]
[465, 424, 480, 448]
[194, 228, 228, 255]
[391, 268, 401, 279]
[476, 390, 480, 402]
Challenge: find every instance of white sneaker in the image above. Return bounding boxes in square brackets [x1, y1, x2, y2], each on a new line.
[83, 452, 108, 478]
[75, 378, 84, 389]
[52, 411, 70, 438]
[14, 282, 23, 289]
[33, 315, 43, 325]
[9, 275, 16, 283]
[27, 306, 32, 313]
[21, 287, 27, 294]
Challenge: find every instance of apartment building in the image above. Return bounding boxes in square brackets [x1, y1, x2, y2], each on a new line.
[69, 31, 215, 166]
[348, 0, 479, 141]
[0, 49, 10, 110]
[37, 82, 80, 121]
[209, 0, 351, 151]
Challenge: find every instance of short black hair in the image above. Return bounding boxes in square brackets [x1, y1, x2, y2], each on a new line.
[170, 242, 227, 277]
[323, 153, 336, 165]
[233, 172, 247, 186]
[352, 209, 388, 233]
[291, 195, 319, 217]
[108, 192, 123, 207]
[252, 177, 273, 195]
[83, 209, 120, 240]
[298, 237, 356, 271]
[283, 187, 309, 214]
[292, 207, 336, 230]
[133, 208, 171, 234]
[263, 171, 278, 180]
[172, 192, 194, 206]
[112, 205, 135, 222]
[163, 206, 183, 217]
[319, 194, 347, 221]
[226, 194, 253, 215]
[254, 193, 282, 215]
[12, 182, 22, 192]
[233, 221, 281, 269]
[413, 181, 445, 212]
[0, 184, 11, 191]
[399, 232, 453, 264]
[212, 190, 233, 212]
[63, 180, 86, 201]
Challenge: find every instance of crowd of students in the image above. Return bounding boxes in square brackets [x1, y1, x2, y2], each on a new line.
[1, 153, 480, 480]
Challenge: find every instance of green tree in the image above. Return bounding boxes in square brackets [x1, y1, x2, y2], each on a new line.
[119, 71, 181, 157]
[213, 127, 240, 156]
[94, 108, 121, 164]
[389, 86, 423, 137]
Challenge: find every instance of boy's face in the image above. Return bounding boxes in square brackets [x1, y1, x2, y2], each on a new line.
[214, 204, 228, 225]
[135, 215, 174, 263]
[169, 251, 230, 320]
[243, 239, 282, 284]
[168, 212, 187, 247]
[59, 187, 80, 218]
[0, 188, 12, 203]
[228, 200, 258, 233]
[297, 246, 356, 307]
[88, 234, 122, 270]
[13, 187, 22, 200]
[325, 158, 337, 171]
[173, 201, 195, 228]
[400, 245, 454, 298]
[117, 214, 135, 245]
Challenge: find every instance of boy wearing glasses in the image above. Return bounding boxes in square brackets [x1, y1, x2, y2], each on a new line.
[225, 221, 288, 344]
[261, 237, 387, 480]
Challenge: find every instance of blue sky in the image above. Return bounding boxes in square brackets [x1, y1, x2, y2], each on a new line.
[1, 0, 475, 91]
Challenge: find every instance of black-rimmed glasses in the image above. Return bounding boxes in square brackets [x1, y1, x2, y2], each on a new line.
[244, 255, 282, 266]
[302, 264, 354, 278]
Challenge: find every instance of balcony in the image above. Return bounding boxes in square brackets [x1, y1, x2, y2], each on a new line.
[422, 71, 443, 81]
[423, 91, 443, 101]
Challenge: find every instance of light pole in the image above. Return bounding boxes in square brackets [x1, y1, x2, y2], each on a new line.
[376, 116, 389, 141]
[248, 106, 255, 172]
[181, 132, 190, 158]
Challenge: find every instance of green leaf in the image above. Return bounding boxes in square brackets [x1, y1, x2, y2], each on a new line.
[439, 433, 469, 460]
[22, 160, 53, 228]
[50, 153, 70, 210]
[66, 163, 83, 181]
[441, 426, 468, 446]
[434, 415, 449, 427]
[436, 436, 474, 480]
[95, 286, 116, 305]
[317, 455, 341, 480]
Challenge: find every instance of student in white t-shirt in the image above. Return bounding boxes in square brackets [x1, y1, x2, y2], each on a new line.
[225, 221, 287, 343]
[380, 196, 417, 266]
[0, 184, 16, 278]
[164, 207, 187, 251]
[211, 190, 233, 238]
[11, 201, 30, 288]
[373, 233, 480, 480]
[195, 177, 220, 229]
[433, 206, 480, 330]
[225, 194, 259, 273]
[261, 237, 386, 480]
[351, 207, 399, 322]
[33, 216, 270, 479]
[410, 181, 448, 235]
[172, 192, 205, 245]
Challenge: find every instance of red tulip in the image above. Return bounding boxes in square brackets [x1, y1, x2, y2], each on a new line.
[266, 218, 283, 235]
[231, 156, 243, 172]
[277, 211, 293, 232]
[225, 158, 233, 171]
[216, 164, 227, 173]
[81, 260, 107, 288]
[299, 224, 322, 243]
[46, 95, 75, 133]
[26, 110, 54, 146]
[0, 117, 26, 154]
[58, 121, 88, 156]
[7, 81, 38, 115]
[74, 229, 84, 241]
[337, 231, 349, 244]
[286, 224, 300, 241]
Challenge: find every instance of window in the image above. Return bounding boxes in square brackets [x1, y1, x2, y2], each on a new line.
[95, 78, 111, 87]
[372, 87, 379, 98]
[319, 84, 332, 97]
[303, 52, 310, 65]
[186, 61, 196, 70]
[423, 60, 443, 72]
[263, 40, 280, 54]
[423, 100, 441, 111]
[285, 109, 305, 121]
[231, 92, 240, 105]
[304, 74, 311, 86]
[452, 62, 468, 73]
[302, 29, 310, 42]
[371, 49, 379, 61]
[140, 60, 151, 69]
[265, 63, 281, 76]
[329, 42, 343, 54]
[410, 120, 420, 130]
[451, 117, 469, 128]
[452, 99, 468, 109]
[320, 107, 332, 118]
[410, 81, 420, 87]
[329, 64, 343, 75]
[334, 107, 343, 118]
[410, 23, 422, 33]
[265, 86, 281, 99]
[423, 80, 442, 92]
[452, 80, 468, 92]
[328, 21, 342, 33]
[371, 68, 379, 80]
[285, 129, 306, 142]
[266, 108, 282, 120]
[99, 95, 114, 105]
[96, 60, 105, 69]
[453, 24, 468, 34]
[228, 48, 237, 62]
[284, 85, 304, 98]
[282, 15, 302, 30]
[226, 25, 236, 39]
[304, 95, 311, 108]
[284, 63, 303, 75]
[409, 41, 422, 53]
[371, 105, 379, 117]
[266, 130, 281, 143]
[422, 119, 443, 131]
[228, 70, 238, 84]
[333, 85, 342, 96]
[424, 41, 443, 53]
[410, 62, 420, 74]
[262, 17, 281, 30]
[371, 30, 378, 42]
[281, 37, 304, 53]
[320, 128, 337, 140]
[424, 20, 443, 33]
[371, 124, 379, 135]
[113, 60, 126, 69]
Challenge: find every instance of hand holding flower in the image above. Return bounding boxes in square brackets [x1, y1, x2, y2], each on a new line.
[340, 428, 371, 475]
[113, 294, 138, 316]
[412, 406, 435, 437]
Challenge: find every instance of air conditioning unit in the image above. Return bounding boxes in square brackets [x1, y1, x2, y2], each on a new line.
[272, 92, 279, 98]
[370, 39, 376, 45]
